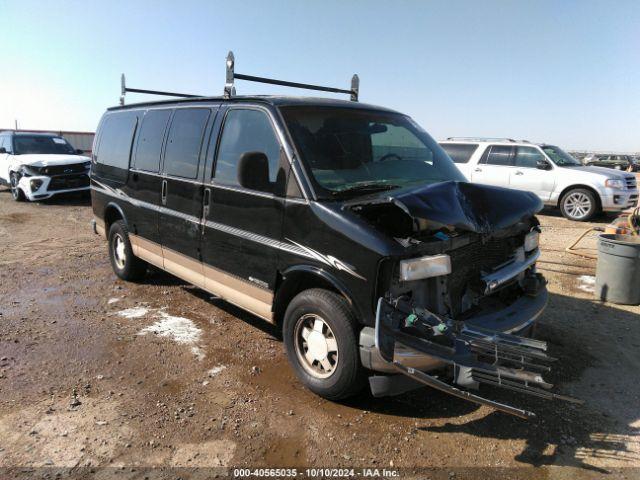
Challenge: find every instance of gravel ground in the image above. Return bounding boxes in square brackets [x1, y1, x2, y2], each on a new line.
[0, 188, 638, 480]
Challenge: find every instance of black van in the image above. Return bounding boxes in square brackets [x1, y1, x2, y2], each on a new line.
[91, 55, 575, 418]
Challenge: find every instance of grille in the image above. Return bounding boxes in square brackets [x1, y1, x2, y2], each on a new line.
[447, 236, 521, 316]
[625, 176, 637, 190]
[42, 163, 87, 175]
[48, 174, 89, 191]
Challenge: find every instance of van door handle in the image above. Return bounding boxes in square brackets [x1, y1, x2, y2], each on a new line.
[474, 168, 482, 172]
[161, 180, 167, 206]
[514, 170, 524, 176]
[203, 188, 211, 218]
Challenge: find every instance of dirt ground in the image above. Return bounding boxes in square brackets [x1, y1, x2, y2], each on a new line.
[0, 187, 638, 480]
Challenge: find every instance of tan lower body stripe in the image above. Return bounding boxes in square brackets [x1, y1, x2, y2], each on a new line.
[129, 234, 274, 322]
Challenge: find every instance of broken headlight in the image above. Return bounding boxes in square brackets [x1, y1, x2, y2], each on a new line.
[399, 254, 451, 281]
[20, 165, 43, 177]
[524, 230, 540, 252]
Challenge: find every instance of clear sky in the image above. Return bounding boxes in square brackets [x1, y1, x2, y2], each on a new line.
[1, 0, 638, 151]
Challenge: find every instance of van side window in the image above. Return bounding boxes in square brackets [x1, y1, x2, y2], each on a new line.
[164, 108, 211, 179]
[214, 109, 281, 188]
[481, 145, 513, 166]
[440, 143, 478, 164]
[134, 109, 171, 173]
[96, 112, 138, 169]
[514, 146, 545, 168]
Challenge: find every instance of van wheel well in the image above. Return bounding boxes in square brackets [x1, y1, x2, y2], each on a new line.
[557, 185, 601, 210]
[104, 206, 123, 233]
[273, 271, 351, 331]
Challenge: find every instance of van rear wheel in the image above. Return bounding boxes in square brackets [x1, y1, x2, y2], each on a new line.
[283, 288, 365, 400]
[108, 220, 147, 281]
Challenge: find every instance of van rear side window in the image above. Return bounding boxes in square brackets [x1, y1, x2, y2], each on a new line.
[96, 112, 138, 170]
[164, 108, 211, 179]
[440, 143, 478, 164]
[134, 109, 171, 173]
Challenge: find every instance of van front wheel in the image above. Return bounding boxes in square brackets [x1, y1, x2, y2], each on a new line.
[283, 288, 365, 400]
[108, 220, 147, 281]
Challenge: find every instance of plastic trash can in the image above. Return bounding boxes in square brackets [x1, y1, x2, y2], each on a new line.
[595, 234, 640, 305]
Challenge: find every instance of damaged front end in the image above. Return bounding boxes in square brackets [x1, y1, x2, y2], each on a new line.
[353, 181, 581, 418]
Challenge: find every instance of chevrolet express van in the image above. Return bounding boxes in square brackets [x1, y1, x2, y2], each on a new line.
[91, 60, 576, 417]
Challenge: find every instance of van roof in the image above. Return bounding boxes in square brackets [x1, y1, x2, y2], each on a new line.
[107, 95, 399, 114]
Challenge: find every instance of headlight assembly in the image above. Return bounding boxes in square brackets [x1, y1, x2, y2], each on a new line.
[399, 254, 451, 281]
[605, 179, 625, 189]
[524, 230, 540, 252]
[20, 165, 42, 176]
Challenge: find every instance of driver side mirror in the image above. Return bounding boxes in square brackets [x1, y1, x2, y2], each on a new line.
[237, 151, 272, 193]
[0, 147, 6, 154]
[76, 149, 84, 154]
[536, 159, 551, 170]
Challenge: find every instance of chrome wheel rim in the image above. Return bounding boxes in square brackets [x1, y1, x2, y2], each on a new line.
[113, 234, 127, 270]
[294, 314, 338, 379]
[564, 192, 592, 219]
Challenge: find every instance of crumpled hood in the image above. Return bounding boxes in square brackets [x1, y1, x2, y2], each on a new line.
[12, 154, 90, 168]
[349, 181, 543, 235]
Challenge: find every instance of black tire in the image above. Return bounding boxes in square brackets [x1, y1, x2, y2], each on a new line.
[559, 188, 599, 222]
[108, 220, 147, 281]
[283, 288, 366, 400]
[10, 173, 26, 202]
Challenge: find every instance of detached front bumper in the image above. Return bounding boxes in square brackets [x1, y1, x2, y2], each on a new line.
[359, 281, 581, 418]
[359, 288, 547, 374]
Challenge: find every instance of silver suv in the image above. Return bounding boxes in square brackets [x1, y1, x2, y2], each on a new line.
[439, 138, 638, 221]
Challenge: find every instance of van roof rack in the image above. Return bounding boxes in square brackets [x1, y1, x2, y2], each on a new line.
[119, 50, 359, 105]
[223, 51, 359, 101]
[119, 74, 203, 106]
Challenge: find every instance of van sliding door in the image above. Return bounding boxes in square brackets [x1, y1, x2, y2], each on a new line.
[158, 107, 218, 287]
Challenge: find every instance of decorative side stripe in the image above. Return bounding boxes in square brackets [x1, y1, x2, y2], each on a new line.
[92, 180, 366, 281]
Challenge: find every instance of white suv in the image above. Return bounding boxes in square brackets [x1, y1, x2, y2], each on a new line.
[0, 131, 91, 201]
[439, 138, 638, 221]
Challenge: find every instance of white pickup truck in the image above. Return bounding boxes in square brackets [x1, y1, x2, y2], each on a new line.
[439, 138, 638, 221]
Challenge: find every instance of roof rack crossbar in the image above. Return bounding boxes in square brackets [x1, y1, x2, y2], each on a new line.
[224, 51, 359, 101]
[119, 74, 201, 105]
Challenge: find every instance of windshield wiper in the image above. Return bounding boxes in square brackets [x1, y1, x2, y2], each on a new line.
[331, 182, 400, 198]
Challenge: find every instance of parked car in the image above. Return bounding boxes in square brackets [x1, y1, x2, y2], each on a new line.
[0, 131, 91, 201]
[90, 57, 578, 417]
[583, 153, 640, 172]
[440, 139, 638, 221]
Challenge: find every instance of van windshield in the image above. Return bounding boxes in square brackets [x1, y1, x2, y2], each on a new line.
[13, 135, 76, 155]
[280, 106, 465, 198]
[541, 145, 581, 167]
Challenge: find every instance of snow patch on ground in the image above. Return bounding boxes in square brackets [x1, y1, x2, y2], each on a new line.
[107, 297, 121, 305]
[117, 307, 149, 319]
[577, 275, 596, 293]
[138, 311, 202, 344]
[207, 365, 227, 377]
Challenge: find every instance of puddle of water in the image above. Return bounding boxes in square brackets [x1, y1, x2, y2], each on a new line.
[117, 307, 149, 319]
[262, 436, 307, 467]
[577, 275, 596, 293]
